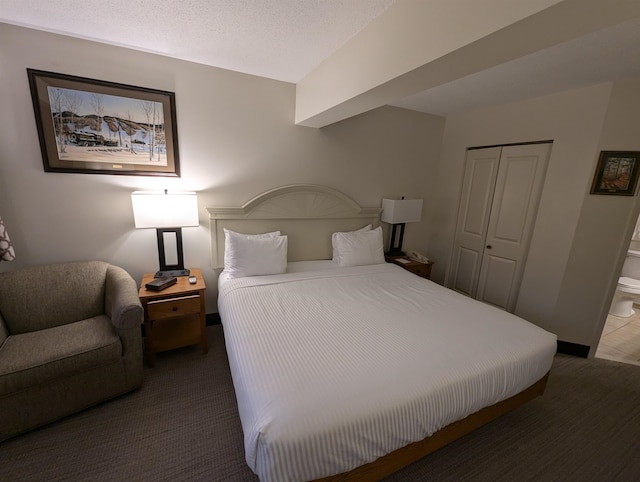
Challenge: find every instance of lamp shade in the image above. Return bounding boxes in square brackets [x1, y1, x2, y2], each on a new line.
[131, 191, 199, 228]
[381, 198, 423, 224]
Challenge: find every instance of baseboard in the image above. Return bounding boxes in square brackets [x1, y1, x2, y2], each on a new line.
[556, 340, 590, 358]
[206, 312, 221, 326]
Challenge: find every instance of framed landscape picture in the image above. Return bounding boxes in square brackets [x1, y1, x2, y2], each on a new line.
[590, 151, 640, 196]
[27, 69, 180, 177]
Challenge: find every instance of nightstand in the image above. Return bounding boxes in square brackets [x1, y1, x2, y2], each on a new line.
[139, 268, 208, 367]
[385, 255, 434, 280]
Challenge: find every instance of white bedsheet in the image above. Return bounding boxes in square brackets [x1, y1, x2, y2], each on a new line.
[218, 263, 557, 482]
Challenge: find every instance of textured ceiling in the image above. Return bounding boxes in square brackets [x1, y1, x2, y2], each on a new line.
[2, 0, 640, 118]
[0, 0, 395, 83]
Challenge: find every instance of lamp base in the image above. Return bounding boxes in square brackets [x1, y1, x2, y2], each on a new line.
[387, 223, 407, 258]
[154, 269, 190, 278]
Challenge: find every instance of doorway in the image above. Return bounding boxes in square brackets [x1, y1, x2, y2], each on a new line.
[448, 142, 552, 312]
[596, 218, 640, 365]
[596, 314, 640, 365]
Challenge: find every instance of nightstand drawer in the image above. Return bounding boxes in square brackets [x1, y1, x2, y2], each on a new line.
[147, 294, 200, 320]
[385, 255, 433, 280]
[409, 265, 431, 278]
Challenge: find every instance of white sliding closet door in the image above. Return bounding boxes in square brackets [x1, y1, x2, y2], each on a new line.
[449, 143, 551, 312]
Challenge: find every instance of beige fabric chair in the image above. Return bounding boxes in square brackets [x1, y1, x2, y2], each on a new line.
[0, 261, 143, 442]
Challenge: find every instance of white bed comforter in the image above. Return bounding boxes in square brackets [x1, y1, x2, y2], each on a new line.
[218, 263, 557, 482]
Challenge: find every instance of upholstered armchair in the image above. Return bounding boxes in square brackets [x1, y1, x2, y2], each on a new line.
[0, 261, 143, 441]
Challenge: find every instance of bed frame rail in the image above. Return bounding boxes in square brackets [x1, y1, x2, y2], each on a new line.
[315, 372, 550, 482]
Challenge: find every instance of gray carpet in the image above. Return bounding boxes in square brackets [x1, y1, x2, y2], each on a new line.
[1, 325, 639, 482]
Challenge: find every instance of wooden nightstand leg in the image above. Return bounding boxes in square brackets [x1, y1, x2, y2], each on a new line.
[141, 298, 156, 368]
[144, 318, 156, 368]
[199, 291, 208, 355]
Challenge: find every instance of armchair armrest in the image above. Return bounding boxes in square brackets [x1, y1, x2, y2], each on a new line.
[105, 265, 143, 381]
[105, 265, 143, 331]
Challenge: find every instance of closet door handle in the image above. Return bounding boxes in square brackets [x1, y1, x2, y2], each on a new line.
[486, 245, 492, 249]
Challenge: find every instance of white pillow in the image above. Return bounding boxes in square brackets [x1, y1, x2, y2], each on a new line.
[223, 228, 280, 268]
[332, 226, 385, 267]
[331, 224, 372, 262]
[223, 229, 287, 278]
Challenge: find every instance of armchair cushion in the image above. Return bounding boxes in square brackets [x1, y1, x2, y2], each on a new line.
[0, 315, 121, 396]
[0, 314, 8, 347]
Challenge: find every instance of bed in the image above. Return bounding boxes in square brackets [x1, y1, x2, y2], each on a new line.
[208, 185, 557, 482]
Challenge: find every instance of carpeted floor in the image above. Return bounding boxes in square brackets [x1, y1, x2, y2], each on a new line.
[1, 325, 639, 481]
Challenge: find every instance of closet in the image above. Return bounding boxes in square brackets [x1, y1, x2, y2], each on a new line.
[449, 142, 552, 312]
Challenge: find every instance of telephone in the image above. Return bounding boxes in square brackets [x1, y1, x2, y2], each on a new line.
[407, 250, 431, 263]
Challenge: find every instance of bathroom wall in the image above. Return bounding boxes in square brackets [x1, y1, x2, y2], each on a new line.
[629, 214, 640, 251]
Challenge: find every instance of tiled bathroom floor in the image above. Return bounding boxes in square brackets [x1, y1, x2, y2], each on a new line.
[595, 307, 640, 366]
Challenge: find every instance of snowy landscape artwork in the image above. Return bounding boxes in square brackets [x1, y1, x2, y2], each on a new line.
[28, 69, 180, 177]
[48, 86, 167, 165]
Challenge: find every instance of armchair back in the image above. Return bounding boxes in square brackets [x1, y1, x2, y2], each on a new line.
[0, 261, 109, 334]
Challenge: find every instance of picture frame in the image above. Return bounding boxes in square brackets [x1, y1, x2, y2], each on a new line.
[590, 151, 640, 196]
[27, 69, 180, 177]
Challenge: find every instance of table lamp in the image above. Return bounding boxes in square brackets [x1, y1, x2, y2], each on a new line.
[381, 197, 423, 256]
[131, 190, 199, 278]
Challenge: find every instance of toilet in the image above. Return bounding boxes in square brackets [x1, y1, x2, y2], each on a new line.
[609, 249, 640, 317]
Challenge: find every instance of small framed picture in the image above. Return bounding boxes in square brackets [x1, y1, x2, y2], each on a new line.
[590, 151, 640, 196]
[27, 69, 180, 177]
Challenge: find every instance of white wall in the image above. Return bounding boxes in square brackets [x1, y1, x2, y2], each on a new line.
[0, 23, 444, 313]
[553, 78, 640, 352]
[429, 80, 640, 350]
[7, 23, 639, 350]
